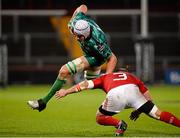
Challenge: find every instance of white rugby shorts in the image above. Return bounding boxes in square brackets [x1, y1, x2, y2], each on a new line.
[101, 84, 147, 113]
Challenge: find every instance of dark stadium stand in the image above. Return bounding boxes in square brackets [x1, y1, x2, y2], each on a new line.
[2, 0, 180, 83]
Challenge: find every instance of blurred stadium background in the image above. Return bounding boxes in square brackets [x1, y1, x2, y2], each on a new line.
[0, 0, 180, 137]
[0, 0, 180, 85]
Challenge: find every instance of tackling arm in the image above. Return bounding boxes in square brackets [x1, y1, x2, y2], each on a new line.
[55, 80, 94, 99]
[143, 90, 153, 101]
[105, 53, 117, 74]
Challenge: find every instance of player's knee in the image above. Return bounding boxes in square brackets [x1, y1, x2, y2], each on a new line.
[66, 60, 83, 75]
[59, 65, 70, 79]
[84, 70, 101, 80]
[96, 115, 105, 125]
[137, 101, 160, 120]
[96, 109, 109, 125]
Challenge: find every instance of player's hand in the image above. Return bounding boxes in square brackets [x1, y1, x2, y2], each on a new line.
[129, 110, 141, 121]
[55, 89, 67, 99]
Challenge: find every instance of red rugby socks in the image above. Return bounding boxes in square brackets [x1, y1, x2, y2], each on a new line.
[96, 115, 120, 127]
[160, 111, 180, 127]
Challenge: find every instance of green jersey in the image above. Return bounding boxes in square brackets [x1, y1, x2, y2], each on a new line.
[68, 12, 113, 66]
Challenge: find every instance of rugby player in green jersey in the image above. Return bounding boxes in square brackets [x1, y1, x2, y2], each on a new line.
[28, 4, 117, 112]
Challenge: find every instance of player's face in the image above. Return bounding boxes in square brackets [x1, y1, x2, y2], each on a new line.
[69, 27, 86, 41]
[73, 32, 85, 41]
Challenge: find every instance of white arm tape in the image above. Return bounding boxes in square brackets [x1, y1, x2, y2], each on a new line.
[87, 80, 94, 89]
[149, 105, 160, 119]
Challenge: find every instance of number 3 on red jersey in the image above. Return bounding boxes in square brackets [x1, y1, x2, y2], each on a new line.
[113, 72, 127, 81]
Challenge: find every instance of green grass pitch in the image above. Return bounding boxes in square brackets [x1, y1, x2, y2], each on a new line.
[0, 84, 180, 137]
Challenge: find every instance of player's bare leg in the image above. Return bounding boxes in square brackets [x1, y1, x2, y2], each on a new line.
[84, 66, 101, 80]
[28, 56, 90, 111]
[27, 66, 68, 111]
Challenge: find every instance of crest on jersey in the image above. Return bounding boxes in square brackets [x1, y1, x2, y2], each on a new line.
[97, 44, 104, 52]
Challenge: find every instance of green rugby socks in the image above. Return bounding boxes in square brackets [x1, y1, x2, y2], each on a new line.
[42, 77, 66, 104]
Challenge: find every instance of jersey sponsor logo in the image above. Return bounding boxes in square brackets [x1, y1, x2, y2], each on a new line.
[96, 44, 104, 52]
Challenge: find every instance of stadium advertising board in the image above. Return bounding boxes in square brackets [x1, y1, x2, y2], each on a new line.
[165, 69, 180, 84]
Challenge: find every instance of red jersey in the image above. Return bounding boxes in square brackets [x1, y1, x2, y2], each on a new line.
[92, 72, 148, 94]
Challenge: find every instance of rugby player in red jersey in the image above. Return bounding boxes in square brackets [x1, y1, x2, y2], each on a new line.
[55, 71, 180, 136]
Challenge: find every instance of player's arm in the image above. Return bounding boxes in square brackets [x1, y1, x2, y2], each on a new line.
[143, 90, 152, 101]
[130, 76, 153, 121]
[105, 53, 117, 73]
[136, 77, 153, 101]
[55, 75, 104, 99]
[130, 73, 153, 101]
[130, 90, 153, 121]
[71, 4, 88, 19]
[55, 80, 93, 99]
[138, 83, 153, 101]
[68, 4, 88, 33]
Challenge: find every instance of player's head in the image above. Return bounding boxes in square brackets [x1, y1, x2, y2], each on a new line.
[73, 20, 90, 40]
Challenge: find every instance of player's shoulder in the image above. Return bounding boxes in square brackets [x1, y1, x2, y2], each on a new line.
[100, 73, 115, 79]
[99, 73, 107, 77]
[98, 73, 111, 79]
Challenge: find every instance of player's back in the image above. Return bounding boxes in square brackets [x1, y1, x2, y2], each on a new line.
[100, 72, 147, 93]
[70, 12, 112, 65]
